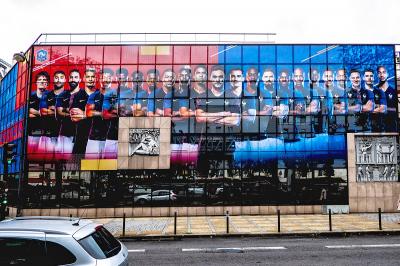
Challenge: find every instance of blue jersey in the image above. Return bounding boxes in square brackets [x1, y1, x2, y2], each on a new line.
[103, 89, 118, 111]
[55, 90, 75, 137]
[384, 86, 397, 111]
[39, 90, 56, 109]
[372, 87, 387, 107]
[119, 87, 135, 116]
[39, 90, 59, 137]
[147, 88, 172, 114]
[87, 90, 107, 141]
[28, 91, 45, 136]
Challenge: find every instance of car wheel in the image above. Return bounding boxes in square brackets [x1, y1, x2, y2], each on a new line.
[138, 199, 147, 205]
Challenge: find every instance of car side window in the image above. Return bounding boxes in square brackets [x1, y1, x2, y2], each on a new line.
[0, 238, 46, 265]
[46, 241, 77, 265]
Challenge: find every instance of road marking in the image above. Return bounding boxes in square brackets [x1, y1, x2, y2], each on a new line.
[242, 247, 287, 251]
[128, 249, 146, 253]
[182, 246, 286, 253]
[326, 244, 400, 249]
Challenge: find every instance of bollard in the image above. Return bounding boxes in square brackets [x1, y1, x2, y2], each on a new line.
[69, 214, 72, 221]
[277, 209, 281, 233]
[122, 213, 126, 237]
[226, 211, 229, 234]
[328, 209, 332, 232]
[174, 211, 177, 235]
[378, 208, 382, 230]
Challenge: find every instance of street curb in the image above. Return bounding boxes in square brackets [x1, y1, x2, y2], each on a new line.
[118, 230, 400, 241]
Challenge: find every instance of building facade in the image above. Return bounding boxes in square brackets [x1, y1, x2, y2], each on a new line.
[1, 34, 399, 217]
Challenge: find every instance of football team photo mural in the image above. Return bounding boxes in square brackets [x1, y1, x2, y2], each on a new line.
[27, 45, 397, 174]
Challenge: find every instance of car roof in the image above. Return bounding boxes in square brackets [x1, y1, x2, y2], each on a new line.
[0, 216, 97, 236]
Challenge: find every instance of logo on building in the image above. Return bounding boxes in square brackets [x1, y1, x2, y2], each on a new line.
[36, 49, 48, 62]
[129, 129, 160, 156]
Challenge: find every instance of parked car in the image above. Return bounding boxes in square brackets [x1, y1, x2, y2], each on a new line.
[134, 190, 177, 204]
[187, 187, 204, 196]
[0, 216, 129, 265]
[128, 185, 152, 196]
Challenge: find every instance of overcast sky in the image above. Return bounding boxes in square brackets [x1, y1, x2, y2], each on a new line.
[1, 0, 400, 64]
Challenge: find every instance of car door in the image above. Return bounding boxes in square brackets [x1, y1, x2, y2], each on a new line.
[159, 191, 171, 201]
[0, 232, 46, 265]
[151, 191, 161, 201]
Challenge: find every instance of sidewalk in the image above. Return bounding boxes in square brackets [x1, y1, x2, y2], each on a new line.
[96, 213, 400, 238]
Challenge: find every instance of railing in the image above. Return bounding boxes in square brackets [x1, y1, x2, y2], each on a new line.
[33, 33, 276, 45]
[114, 208, 397, 238]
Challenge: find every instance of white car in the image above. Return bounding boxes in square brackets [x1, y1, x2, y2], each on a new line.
[134, 190, 177, 204]
[0, 216, 129, 265]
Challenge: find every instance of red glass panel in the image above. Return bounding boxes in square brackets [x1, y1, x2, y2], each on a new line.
[156, 46, 173, 64]
[191, 46, 208, 64]
[51, 46, 69, 65]
[86, 46, 103, 64]
[138, 46, 156, 64]
[173, 46, 190, 64]
[121, 46, 138, 64]
[68, 46, 86, 64]
[104, 46, 121, 64]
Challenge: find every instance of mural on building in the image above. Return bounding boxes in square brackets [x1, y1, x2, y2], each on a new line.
[18, 44, 399, 207]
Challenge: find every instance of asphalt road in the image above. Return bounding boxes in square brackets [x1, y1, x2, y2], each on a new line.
[124, 235, 400, 266]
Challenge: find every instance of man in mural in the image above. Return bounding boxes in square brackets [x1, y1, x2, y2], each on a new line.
[147, 68, 174, 117]
[39, 70, 66, 158]
[28, 71, 50, 155]
[224, 67, 243, 130]
[309, 68, 324, 134]
[336, 68, 347, 91]
[362, 69, 385, 132]
[171, 66, 191, 135]
[333, 68, 347, 133]
[293, 67, 317, 137]
[116, 67, 130, 90]
[175, 66, 191, 98]
[346, 69, 363, 132]
[54, 69, 82, 159]
[242, 66, 259, 133]
[130, 71, 146, 116]
[377, 65, 397, 132]
[259, 68, 284, 137]
[142, 69, 159, 117]
[323, 69, 345, 134]
[196, 65, 227, 132]
[102, 68, 119, 159]
[70, 68, 97, 156]
[84, 68, 112, 159]
[118, 68, 136, 117]
[191, 65, 208, 132]
[277, 69, 296, 140]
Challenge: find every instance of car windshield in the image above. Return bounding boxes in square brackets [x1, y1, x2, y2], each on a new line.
[78, 226, 121, 259]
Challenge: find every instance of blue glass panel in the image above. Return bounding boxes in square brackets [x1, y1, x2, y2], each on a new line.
[310, 45, 327, 63]
[327, 45, 343, 63]
[243, 45, 259, 64]
[293, 45, 310, 64]
[277, 45, 292, 63]
[225, 45, 242, 63]
[260, 45, 276, 63]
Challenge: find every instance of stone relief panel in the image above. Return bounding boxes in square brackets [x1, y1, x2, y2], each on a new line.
[355, 136, 398, 182]
[129, 129, 160, 156]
